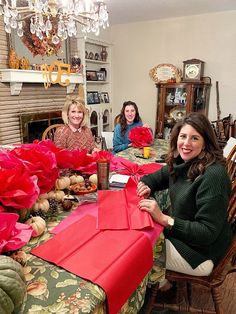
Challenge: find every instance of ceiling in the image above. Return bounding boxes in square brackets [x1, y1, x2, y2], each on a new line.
[107, 0, 236, 25]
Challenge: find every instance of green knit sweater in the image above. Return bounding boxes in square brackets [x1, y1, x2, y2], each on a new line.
[141, 157, 233, 268]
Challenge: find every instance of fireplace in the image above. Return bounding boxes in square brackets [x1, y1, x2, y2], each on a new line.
[20, 111, 63, 143]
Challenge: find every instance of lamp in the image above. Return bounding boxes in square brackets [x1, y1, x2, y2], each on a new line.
[0, 0, 109, 44]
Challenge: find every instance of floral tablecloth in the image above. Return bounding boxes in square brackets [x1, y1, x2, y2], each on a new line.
[18, 139, 170, 314]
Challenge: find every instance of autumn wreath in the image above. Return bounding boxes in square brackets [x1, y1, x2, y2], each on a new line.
[21, 18, 61, 57]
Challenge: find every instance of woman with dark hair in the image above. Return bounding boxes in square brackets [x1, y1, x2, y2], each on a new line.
[54, 96, 99, 153]
[137, 112, 232, 280]
[112, 100, 148, 153]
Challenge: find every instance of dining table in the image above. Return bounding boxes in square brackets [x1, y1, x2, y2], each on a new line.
[15, 138, 170, 314]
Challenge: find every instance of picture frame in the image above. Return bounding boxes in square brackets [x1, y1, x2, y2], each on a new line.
[93, 91, 100, 104]
[98, 93, 104, 103]
[101, 92, 109, 103]
[8, 31, 70, 65]
[86, 70, 98, 81]
[87, 92, 95, 104]
[96, 71, 105, 81]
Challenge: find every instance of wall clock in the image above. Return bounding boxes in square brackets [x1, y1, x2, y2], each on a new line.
[183, 59, 204, 81]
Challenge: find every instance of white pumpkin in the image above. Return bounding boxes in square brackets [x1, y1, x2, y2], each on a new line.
[25, 216, 46, 237]
[69, 175, 84, 185]
[89, 174, 98, 185]
[48, 190, 65, 202]
[55, 176, 71, 190]
[32, 198, 50, 212]
[39, 193, 48, 199]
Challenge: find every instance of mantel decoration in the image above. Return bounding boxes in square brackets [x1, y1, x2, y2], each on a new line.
[21, 17, 61, 57]
[149, 64, 182, 83]
[0, 0, 109, 46]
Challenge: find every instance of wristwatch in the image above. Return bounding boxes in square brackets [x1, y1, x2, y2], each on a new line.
[167, 216, 175, 229]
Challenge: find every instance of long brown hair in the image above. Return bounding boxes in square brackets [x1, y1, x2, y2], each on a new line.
[119, 101, 142, 135]
[166, 112, 225, 180]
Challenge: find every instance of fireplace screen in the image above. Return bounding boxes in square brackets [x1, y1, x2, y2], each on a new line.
[20, 111, 63, 143]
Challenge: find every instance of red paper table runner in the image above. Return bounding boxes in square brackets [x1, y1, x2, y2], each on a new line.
[32, 215, 153, 314]
[97, 176, 154, 230]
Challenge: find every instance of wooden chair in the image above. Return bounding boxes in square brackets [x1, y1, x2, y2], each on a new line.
[226, 144, 236, 183]
[101, 131, 114, 151]
[42, 124, 64, 141]
[211, 114, 233, 148]
[146, 166, 236, 313]
[114, 114, 120, 126]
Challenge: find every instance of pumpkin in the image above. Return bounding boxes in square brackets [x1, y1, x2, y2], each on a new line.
[25, 216, 46, 237]
[70, 174, 84, 185]
[55, 176, 71, 190]
[48, 190, 65, 202]
[89, 174, 98, 185]
[32, 198, 50, 212]
[0, 255, 26, 314]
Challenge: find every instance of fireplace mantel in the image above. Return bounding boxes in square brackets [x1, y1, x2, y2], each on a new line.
[0, 69, 84, 95]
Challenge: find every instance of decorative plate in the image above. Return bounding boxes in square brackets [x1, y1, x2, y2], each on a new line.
[149, 64, 182, 83]
[169, 106, 186, 122]
[70, 183, 97, 195]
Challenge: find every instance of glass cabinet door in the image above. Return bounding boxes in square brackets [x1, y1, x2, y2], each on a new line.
[192, 85, 209, 114]
[163, 87, 187, 139]
[156, 81, 211, 139]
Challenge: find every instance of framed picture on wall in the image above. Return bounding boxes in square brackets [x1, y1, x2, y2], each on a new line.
[96, 71, 105, 81]
[86, 70, 98, 81]
[93, 91, 100, 104]
[87, 92, 95, 104]
[101, 92, 109, 103]
[8, 29, 70, 66]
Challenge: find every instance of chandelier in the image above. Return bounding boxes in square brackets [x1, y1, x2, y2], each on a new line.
[0, 0, 109, 44]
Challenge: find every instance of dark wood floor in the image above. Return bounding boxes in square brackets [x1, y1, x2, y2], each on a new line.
[140, 273, 236, 314]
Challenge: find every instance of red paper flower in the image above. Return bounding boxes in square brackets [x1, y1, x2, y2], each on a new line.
[92, 150, 119, 172]
[0, 165, 39, 212]
[128, 126, 153, 148]
[0, 212, 33, 253]
[10, 143, 59, 194]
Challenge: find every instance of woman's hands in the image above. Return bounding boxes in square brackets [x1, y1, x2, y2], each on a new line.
[139, 198, 163, 222]
[137, 181, 151, 198]
[137, 181, 170, 227]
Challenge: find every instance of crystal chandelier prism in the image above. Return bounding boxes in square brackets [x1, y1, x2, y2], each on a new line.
[0, 0, 109, 44]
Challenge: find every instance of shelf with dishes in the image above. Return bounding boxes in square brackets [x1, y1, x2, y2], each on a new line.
[85, 59, 109, 65]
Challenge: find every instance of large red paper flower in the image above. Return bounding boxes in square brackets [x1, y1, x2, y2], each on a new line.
[10, 143, 59, 194]
[0, 212, 33, 253]
[0, 165, 39, 212]
[128, 126, 153, 148]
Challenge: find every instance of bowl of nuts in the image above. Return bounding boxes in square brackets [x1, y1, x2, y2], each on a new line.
[70, 181, 97, 195]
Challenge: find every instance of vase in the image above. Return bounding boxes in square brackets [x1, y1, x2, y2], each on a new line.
[100, 67, 107, 79]
[100, 47, 108, 62]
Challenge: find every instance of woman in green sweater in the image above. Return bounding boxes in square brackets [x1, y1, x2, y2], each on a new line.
[137, 112, 232, 277]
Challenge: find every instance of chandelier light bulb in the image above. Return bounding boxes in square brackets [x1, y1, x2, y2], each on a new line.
[0, 0, 109, 44]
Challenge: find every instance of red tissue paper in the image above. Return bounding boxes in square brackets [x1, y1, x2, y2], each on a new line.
[32, 215, 153, 314]
[128, 126, 153, 148]
[0, 212, 33, 253]
[98, 176, 154, 230]
[36, 140, 96, 172]
[0, 150, 39, 212]
[118, 158, 163, 177]
[10, 143, 59, 194]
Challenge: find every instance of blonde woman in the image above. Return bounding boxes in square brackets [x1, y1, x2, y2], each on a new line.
[54, 96, 99, 153]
